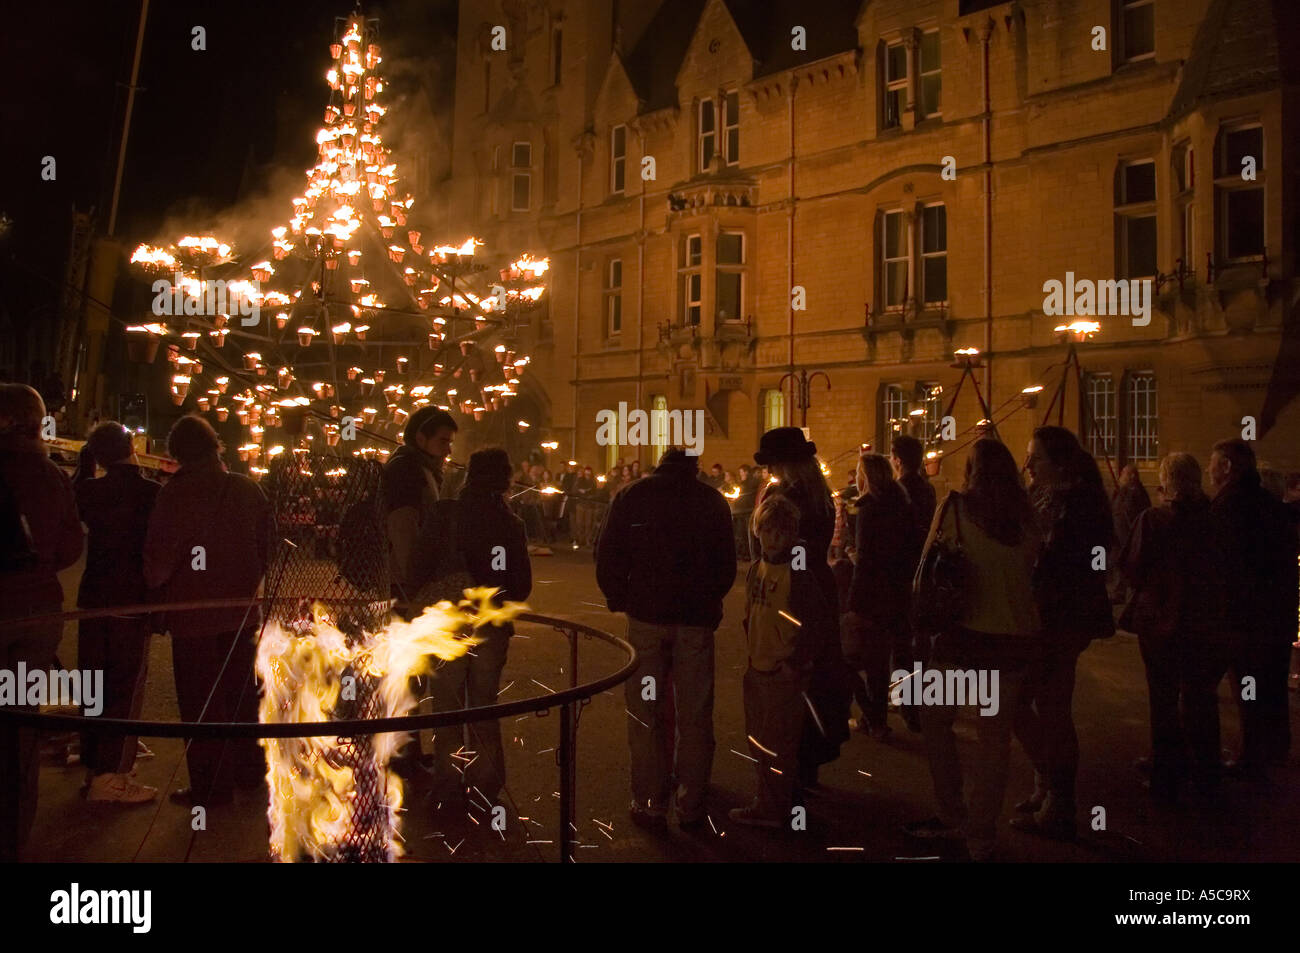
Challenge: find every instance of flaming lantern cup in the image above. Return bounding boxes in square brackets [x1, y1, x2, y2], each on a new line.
[216, 406, 230, 422]
[125, 327, 160, 364]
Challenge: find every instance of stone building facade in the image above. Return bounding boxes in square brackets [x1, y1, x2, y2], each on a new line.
[440, 0, 1300, 488]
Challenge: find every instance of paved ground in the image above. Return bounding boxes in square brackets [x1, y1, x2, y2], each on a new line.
[25, 547, 1300, 863]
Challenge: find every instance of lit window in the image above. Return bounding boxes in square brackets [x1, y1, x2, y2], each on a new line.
[679, 234, 702, 326]
[1172, 141, 1194, 269]
[919, 31, 941, 118]
[611, 125, 626, 195]
[1115, 160, 1157, 278]
[651, 395, 668, 463]
[918, 382, 944, 445]
[921, 204, 947, 304]
[883, 384, 909, 439]
[1126, 372, 1158, 462]
[763, 389, 786, 432]
[1083, 374, 1117, 458]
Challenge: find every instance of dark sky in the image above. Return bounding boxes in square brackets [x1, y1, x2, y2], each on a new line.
[0, 0, 456, 327]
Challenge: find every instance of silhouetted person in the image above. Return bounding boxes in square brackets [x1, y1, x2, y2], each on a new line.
[144, 415, 271, 807]
[597, 448, 735, 831]
[382, 408, 457, 603]
[1120, 453, 1227, 802]
[0, 384, 83, 859]
[74, 422, 160, 803]
[1210, 438, 1299, 777]
[1110, 464, 1152, 604]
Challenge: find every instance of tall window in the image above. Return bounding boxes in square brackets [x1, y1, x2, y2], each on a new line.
[1172, 141, 1194, 269]
[921, 204, 947, 304]
[716, 231, 744, 324]
[606, 403, 626, 471]
[1083, 373, 1117, 458]
[650, 395, 668, 464]
[919, 30, 941, 118]
[605, 259, 623, 336]
[881, 209, 909, 308]
[1119, 0, 1155, 63]
[1115, 159, 1157, 278]
[550, 23, 563, 85]
[723, 90, 740, 165]
[610, 125, 626, 195]
[679, 233, 702, 326]
[698, 98, 716, 171]
[1216, 123, 1265, 261]
[763, 389, 786, 432]
[882, 41, 907, 129]
[883, 384, 909, 437]
[1126, 372, 1158, 462]
[919, 382, 943, 444]
[511, 142, 531, 212]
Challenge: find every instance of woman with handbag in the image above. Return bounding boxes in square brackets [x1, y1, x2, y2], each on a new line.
[410, 448, 531, 808]
[907, 439, 1041, 861]
[1012, 426, 1114, 841]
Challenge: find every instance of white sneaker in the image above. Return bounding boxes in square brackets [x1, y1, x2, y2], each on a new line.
[87, 773, 158, 804]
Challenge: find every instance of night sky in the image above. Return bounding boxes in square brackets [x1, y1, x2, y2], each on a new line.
[0, 0, 457, 332]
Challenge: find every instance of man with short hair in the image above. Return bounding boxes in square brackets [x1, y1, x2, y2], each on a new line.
[891, 434, 938, 689]
[382, 408, 457, 601]
[144, 415, 272, 806]
[597, 448, 736, 831]
[1210, 438, 1299, 776]
[75, 421, 161, 803]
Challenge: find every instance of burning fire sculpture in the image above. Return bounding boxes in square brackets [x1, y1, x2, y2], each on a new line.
[125, 14, 550, 473]
[256, 590, 524, 862]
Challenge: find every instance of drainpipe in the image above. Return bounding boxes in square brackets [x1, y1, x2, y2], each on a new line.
[980, 19, 994, 406]
[572, 144, 584, 459]
[788, 75, 797, 389]
[636, 125, 646, 463]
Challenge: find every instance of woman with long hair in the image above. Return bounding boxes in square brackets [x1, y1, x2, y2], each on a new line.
[753, 427, 851, 788]
[907, 439, 1042, 860]
[844, 453, 914, 738]
[1011, 426, 1114, 841]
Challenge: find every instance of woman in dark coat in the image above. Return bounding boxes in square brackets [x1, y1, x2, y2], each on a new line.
[845, 453, 915, 738]
[754, 427, 850, 787]
[1119, 452, 1227, 803]
[1012, 426, 1114, 841]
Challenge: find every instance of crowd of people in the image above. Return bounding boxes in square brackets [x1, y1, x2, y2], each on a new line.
[3, 373, 1299, 863]
[594, 426, 1300, 860]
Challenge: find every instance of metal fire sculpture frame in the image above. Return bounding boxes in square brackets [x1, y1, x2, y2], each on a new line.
[0, 600, 635, 864]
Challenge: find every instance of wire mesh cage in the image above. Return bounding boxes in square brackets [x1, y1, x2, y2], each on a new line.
[258, 451, 395, 862]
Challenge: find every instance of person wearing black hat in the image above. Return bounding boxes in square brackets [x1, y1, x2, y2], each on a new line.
[753, 427, 851, 787]
[596, 447, 737, 831]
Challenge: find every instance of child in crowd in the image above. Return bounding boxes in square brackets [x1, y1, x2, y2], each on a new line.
[730, 493, 831, 828]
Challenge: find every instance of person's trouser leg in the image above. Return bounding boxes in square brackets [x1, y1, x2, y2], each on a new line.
[669, 625, 716, 819]
[463, 627, 510, 802]
[966, 667, 1025, 845]
[0, 615, 61, 855]
[173, 628, 259, 800]
[1139, 632, 1184, 790]
[429, 653, 470, 793]
[1015, 642, 1082, 813]
[919, 668, 965, 831]
[745, 666, 802, 819]
[625, 619, 672, 810]
[80, 615, 150, 776]
[861, 623, 891, 730]
[1181, 641, 1226, 783]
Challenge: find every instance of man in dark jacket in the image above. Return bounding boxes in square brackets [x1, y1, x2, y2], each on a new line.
[892, 434, 938, 678]
[144, 415, 272, 807]
[1210, 439, 1300, 776]
[596, 448, 736, 830]
[382, 407, 457, 602]
[410, 447, 531, 806]
[0, 384, 83, 859]
[75, 422, 161, 803]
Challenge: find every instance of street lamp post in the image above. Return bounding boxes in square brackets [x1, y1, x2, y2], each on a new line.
[777, 368, 830, 429]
